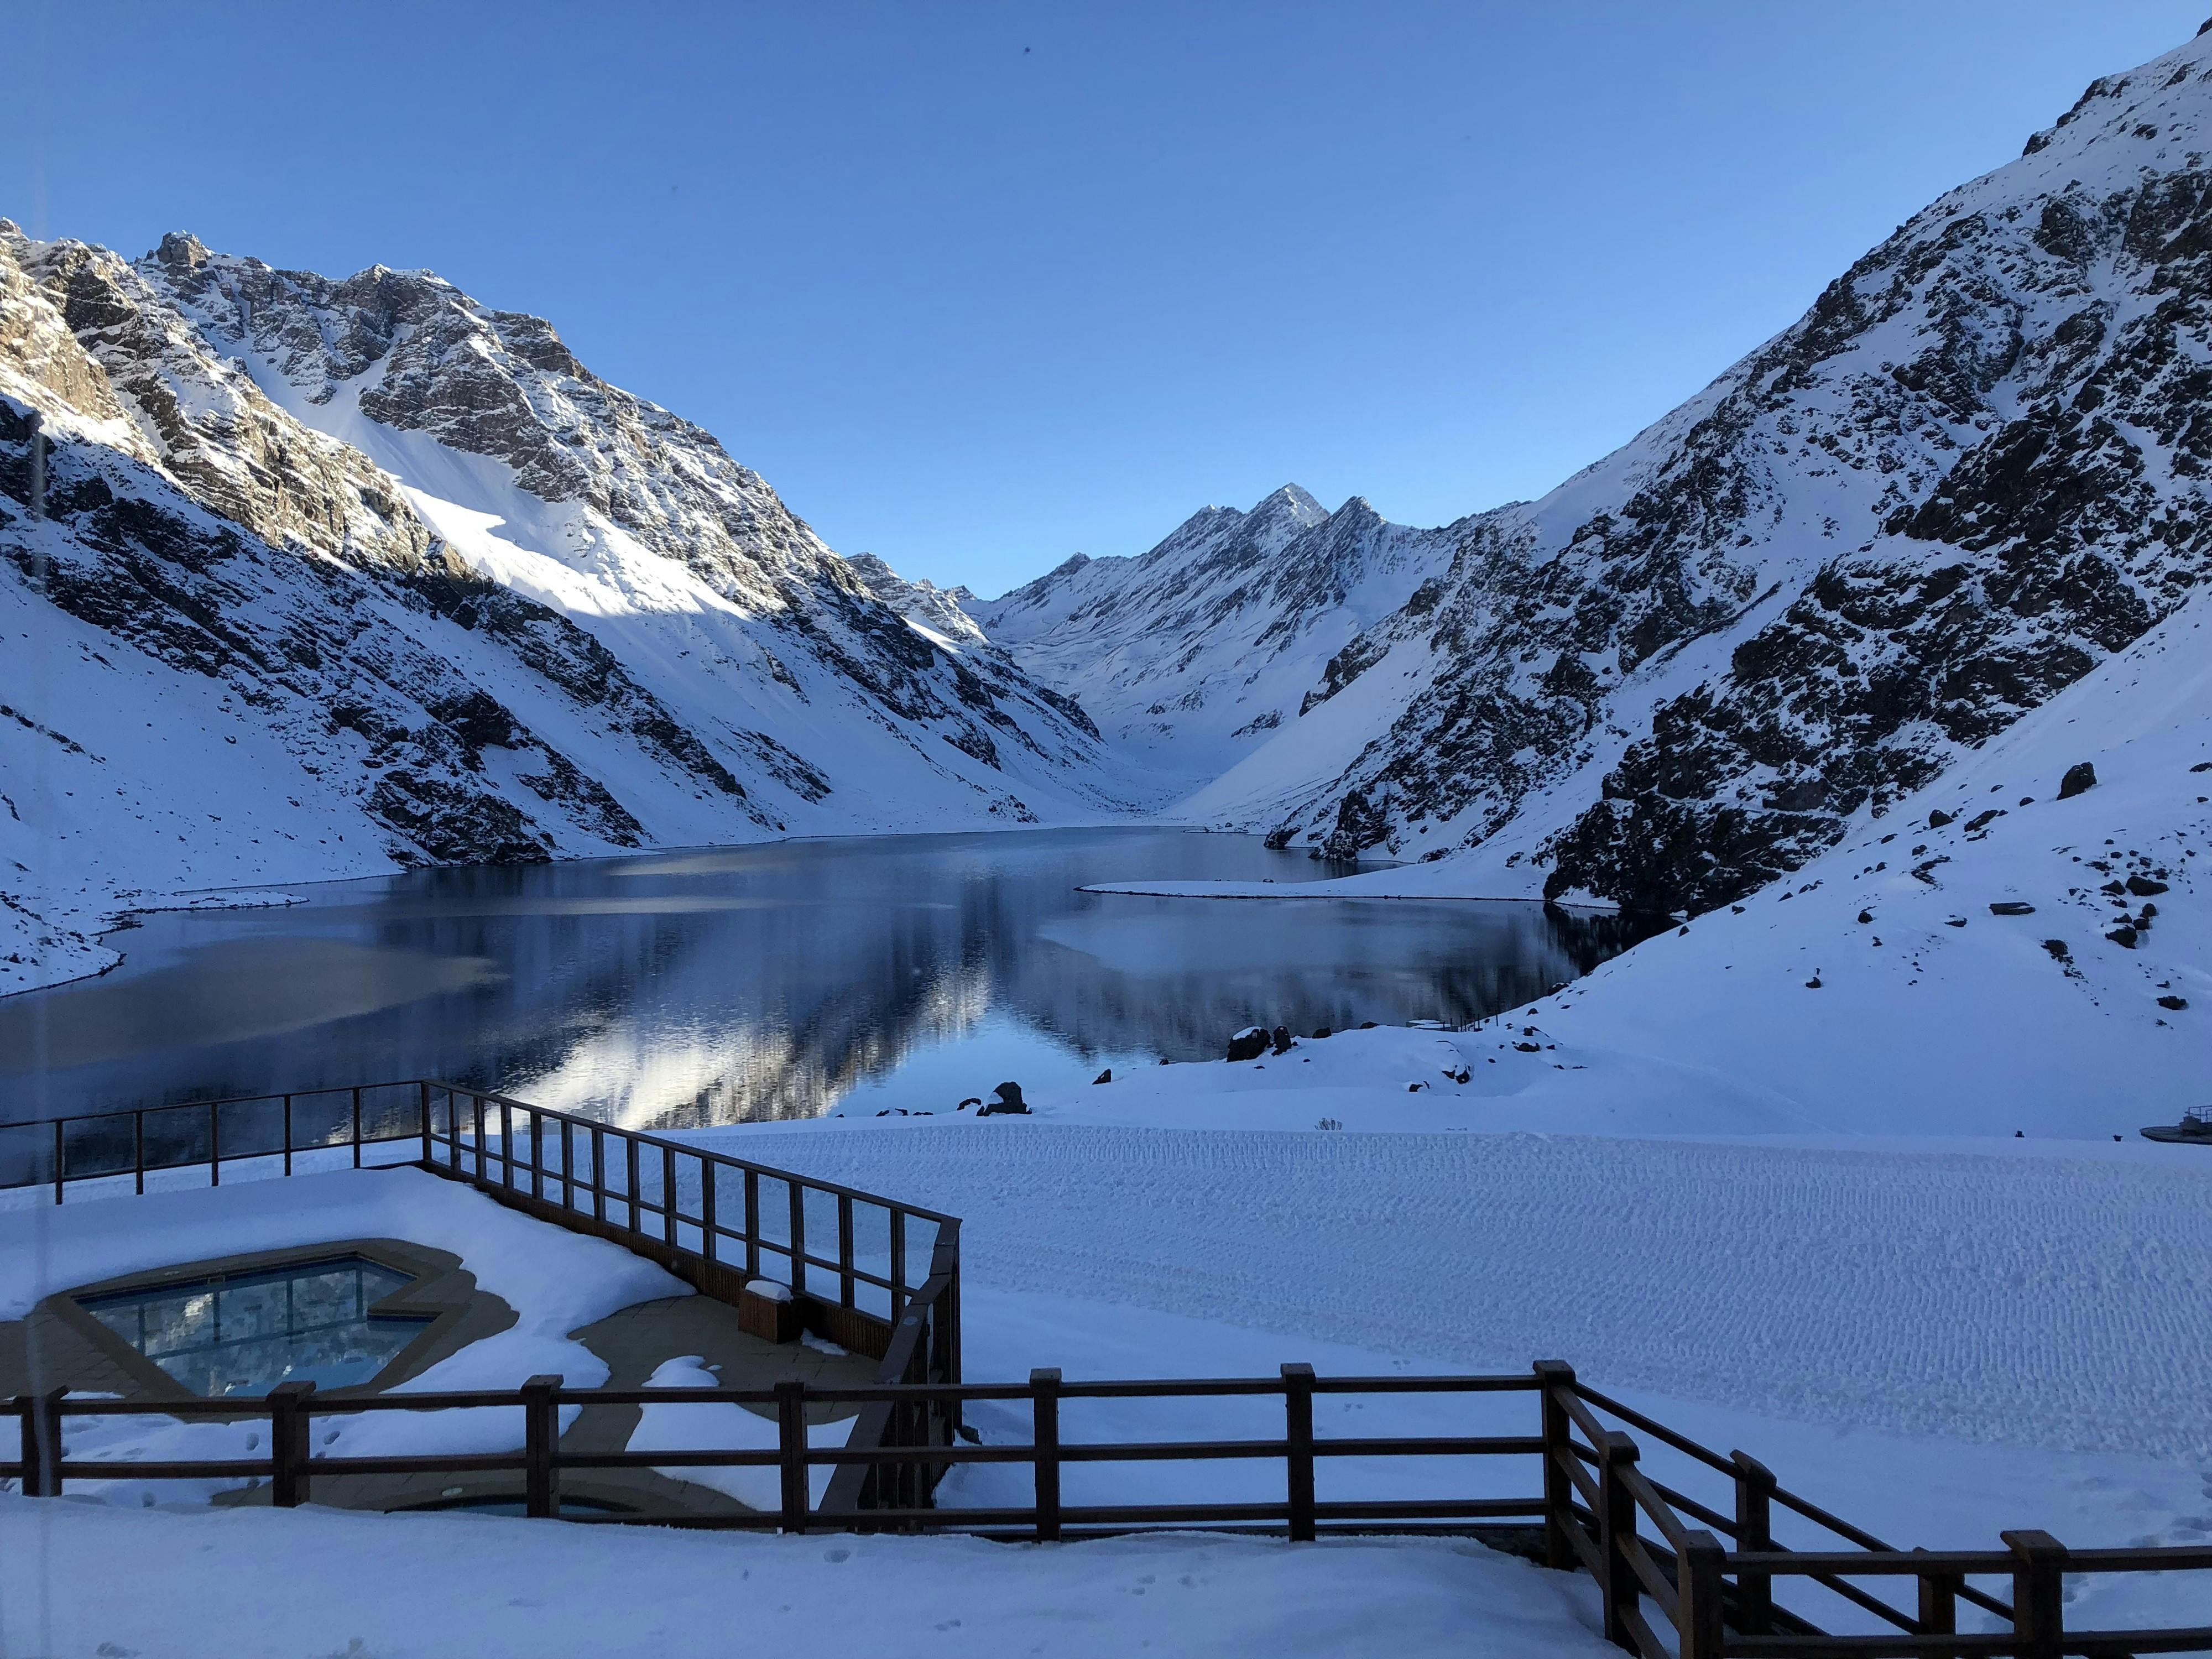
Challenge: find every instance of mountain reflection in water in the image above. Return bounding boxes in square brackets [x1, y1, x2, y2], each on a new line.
[0, 830, 1661, 1130]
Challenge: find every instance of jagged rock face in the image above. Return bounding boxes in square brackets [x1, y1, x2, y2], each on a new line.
[844, 553, 988, 648]
[971, 484, 1465, 799]
[140, 234, 838, 613]
[1180, 29, 2212, 913]
[1, 227, 434, 575]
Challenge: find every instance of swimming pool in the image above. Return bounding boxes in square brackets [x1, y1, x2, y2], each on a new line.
[76, 1255, 430, 1396]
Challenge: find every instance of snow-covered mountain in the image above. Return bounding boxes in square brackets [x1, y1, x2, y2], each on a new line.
[967, 484, 1474, 802]
[11, 24, 2212, 998]
[995, 27, 2212, 916]
[0, 226, 1130, 990]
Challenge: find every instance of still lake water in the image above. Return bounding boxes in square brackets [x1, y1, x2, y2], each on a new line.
[0, 829, 1654, 1129]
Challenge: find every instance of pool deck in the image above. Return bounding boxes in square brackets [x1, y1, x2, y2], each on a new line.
[1, 1233, 877, 1519]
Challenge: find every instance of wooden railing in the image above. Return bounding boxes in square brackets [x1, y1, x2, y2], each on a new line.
[416, 1081, 961, 1361]
[0, 1081, 962, 1396]
[5, 1094, 2209, 1653]
[0, 1367, 1541, 1536]
[1541, 1365, 2212, 1658]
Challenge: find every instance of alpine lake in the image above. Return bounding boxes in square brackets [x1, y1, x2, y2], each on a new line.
[0, 828, 1659, 1129]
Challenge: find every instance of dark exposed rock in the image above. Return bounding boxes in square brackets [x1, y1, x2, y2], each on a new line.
[2126, 874, 2170, 895]
[2107, 926, 2140, 948]
[978, 1081, 1030, 1116]
[2058, 761, 2099, 799]
[1989, 901, 2037, 915]
[1092, 1069, 1112, 1084]
[1225, 1027, 1270, 1062]
[2158, 994, 2189, 1009]
[1928, 809, 1955, 828]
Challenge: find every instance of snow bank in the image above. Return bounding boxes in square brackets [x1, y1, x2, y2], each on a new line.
[0, 1495, 1611, 1659]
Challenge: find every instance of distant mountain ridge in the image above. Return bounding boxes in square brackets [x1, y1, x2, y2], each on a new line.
[968, 483, 1477, 802]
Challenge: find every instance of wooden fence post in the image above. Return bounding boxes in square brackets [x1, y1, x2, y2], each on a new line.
[1598, 1430, 1641, 1651]
[1676, 1530, 1726, 1659]
[777, 1378, 810, 1533]
[31, 1388, 64, 1496]
[1282, 1363, 1316, 1542]
[269, 1380, 316, 1507]
[13, 1392, 56, 1497]
[2004, 1529, 2066, 1659]
[1914, 1546, 1958, 1659]
[1533, 1360, 1577, 1570]
[1730, 1448, 1777, 1633]
[522, 1375, 561, 1519]
[1031, 1368, 1062, 1543]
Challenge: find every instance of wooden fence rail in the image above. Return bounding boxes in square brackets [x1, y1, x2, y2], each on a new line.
[4, 1091, 2209, 1655]
[7, 1363, 2209, 1655]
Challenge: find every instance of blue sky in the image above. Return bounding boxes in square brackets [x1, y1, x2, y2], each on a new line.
[9, 2, 2205, 596]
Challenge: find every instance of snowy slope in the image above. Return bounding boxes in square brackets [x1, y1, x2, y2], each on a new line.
[1007, 27, 2212, 918]
[0, 226, 1135, 991]
[969, 486, 1472, 801]
[1093, 577, 2211, 1134]
[1493, 575, 2212, 1133]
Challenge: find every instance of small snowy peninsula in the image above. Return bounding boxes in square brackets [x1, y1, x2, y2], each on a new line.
[3, 18, 2210, 1659]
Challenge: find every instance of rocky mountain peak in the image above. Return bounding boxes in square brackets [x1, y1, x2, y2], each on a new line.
[152, 231, 210, 271]
[1247, 482, 1329, 535]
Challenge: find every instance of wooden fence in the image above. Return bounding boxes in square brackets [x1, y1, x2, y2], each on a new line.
[6, 1361, 2208, 1653]
[4, 1089, 2208, 1655]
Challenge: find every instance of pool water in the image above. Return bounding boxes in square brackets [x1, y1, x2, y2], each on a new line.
[77, 1255, 431, 1396]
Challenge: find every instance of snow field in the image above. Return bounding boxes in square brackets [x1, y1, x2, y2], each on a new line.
[700, 1115, 2212, 1460]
